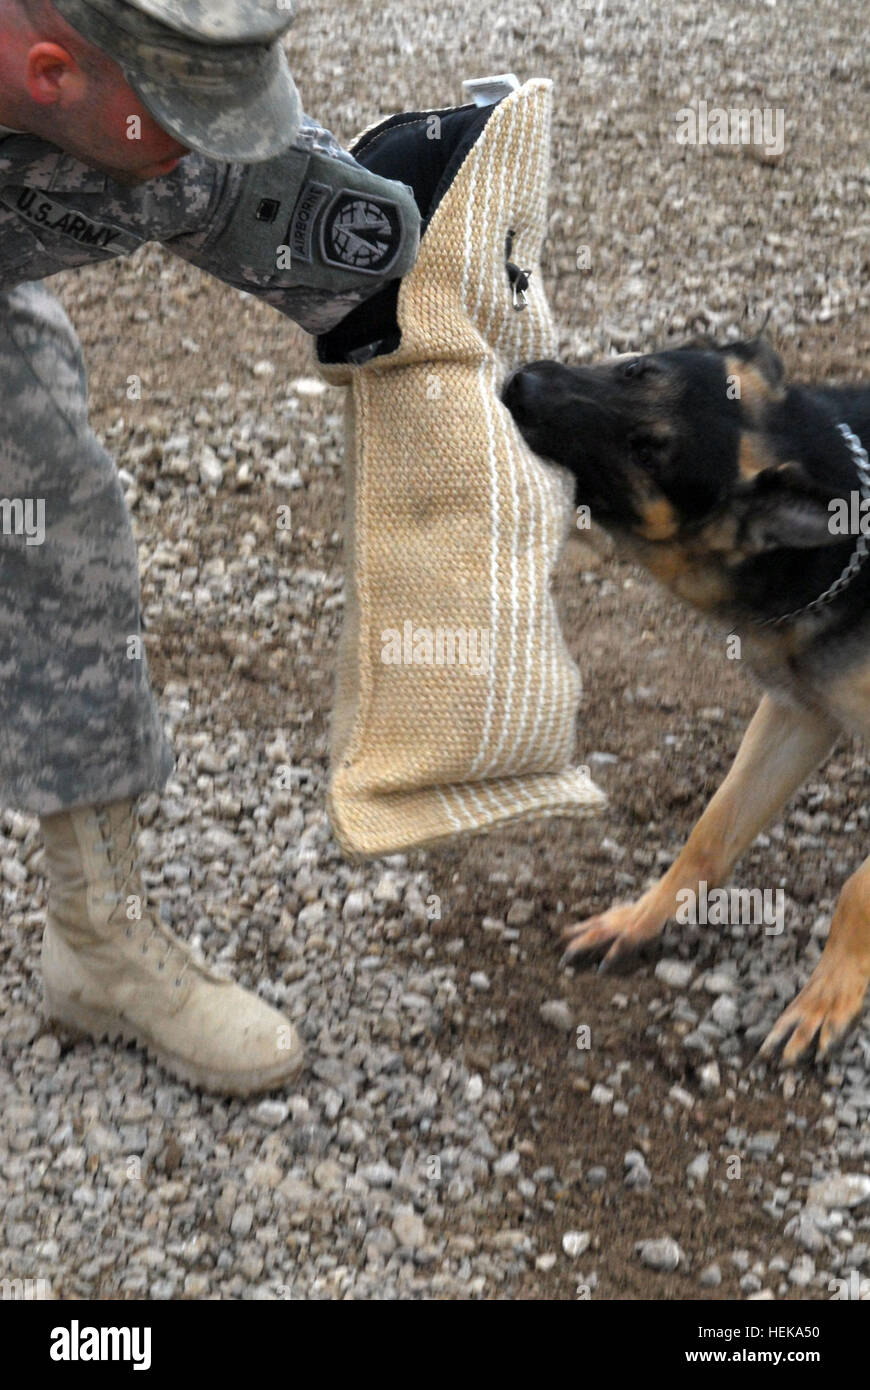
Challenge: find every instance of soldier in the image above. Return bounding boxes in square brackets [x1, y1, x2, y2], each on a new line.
[0, 0, 423, 1095]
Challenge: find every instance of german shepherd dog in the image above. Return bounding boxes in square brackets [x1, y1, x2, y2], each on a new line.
[502, 338, 870, 1064]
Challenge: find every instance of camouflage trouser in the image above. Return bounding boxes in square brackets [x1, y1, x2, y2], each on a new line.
[0, 281, 174, 815]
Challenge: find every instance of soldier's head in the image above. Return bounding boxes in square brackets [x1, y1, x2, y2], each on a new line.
[0, 0, 301, 184]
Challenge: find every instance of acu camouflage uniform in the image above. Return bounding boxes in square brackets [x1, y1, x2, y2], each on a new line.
[0, 105, 420, 812]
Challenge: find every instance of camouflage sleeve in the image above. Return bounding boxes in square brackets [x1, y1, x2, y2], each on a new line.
[162, 115, 421, 336]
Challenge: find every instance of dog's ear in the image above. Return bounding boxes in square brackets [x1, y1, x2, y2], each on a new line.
[735, 461, 836, 552]
[723, 336, 785, 391]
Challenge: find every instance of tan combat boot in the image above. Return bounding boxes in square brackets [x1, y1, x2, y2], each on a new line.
[39, 799, 304, 1095]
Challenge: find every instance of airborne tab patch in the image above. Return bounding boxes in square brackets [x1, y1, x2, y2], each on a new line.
[287, 181, 330, 264]
[0, 186, 140, 254]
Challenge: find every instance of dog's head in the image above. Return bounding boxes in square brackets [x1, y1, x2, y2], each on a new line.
[502, 338, 845, 612]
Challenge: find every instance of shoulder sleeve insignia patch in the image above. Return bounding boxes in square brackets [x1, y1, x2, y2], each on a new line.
[320, 191, 402, 275]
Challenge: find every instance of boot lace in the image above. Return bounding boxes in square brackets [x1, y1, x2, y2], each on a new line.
[94, 805, 193, 990]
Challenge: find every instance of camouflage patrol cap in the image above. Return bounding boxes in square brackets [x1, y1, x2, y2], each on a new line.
[51, 0, 302, 162]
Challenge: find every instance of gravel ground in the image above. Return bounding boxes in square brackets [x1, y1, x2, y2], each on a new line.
[1, 0, 869, 1301]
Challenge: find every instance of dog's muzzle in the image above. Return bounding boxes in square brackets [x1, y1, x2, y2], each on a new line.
[501, 361, 554, 426]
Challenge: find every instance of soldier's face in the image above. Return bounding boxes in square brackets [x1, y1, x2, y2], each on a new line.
[85, 71, 191, 184]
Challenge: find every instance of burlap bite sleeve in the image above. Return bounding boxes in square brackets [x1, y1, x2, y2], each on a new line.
[315, 78, 605, 859]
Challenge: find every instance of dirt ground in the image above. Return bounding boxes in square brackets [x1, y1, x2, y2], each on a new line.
[51, 0, 870, 1299]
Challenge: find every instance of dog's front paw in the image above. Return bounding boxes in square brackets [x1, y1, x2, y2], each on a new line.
[758, 959, 869, 1065]
[561, 901, 666, 974]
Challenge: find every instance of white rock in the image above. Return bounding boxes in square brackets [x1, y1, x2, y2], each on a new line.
[806, 1175, 870, 1210]
[788, 1255, 815, 1287]
[687, 1153, 710, 1182]
[636, 1237, 684, 1271]
[196, 746, 226, 775]
[198, 446, 224, 487]
[313, 1160, 344, 1192]
[276, 1177, 315, 1209]
[373, 874, 401, 905]
[784, 1211, 826, 1253]
[357, 1161, 396, 1188]
[711, 994, 739, 1030]
[2, 856, 27, 886]
[230, 1204, 254, 1238]
[654, 959, 693, 989]
[669, 1085, 695, 1110]
[539, 1000, 574, 1032]
[562, 1230, 591, 1258]
[698, 1061, 721, 1094]
[342, 890, 370, 920]
[704, 970, 737, 995]
[253, 1100, 289, 1128]
[465, 1075, 484, 1103]
[297, 901, 326, 931]
[32, 1034, 61, 1062]
[392, 1206, 426, 1248]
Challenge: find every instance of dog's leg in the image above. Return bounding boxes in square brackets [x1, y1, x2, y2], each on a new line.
[563, 693, 838, 970]
[759, 856, 870, 1064]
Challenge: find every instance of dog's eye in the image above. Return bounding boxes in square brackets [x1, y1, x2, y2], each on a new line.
[629, 431, 669, 469]
[620, 357, 659, 381]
